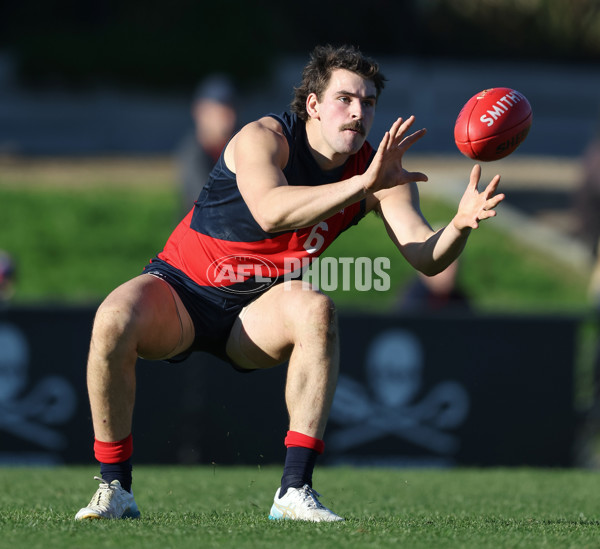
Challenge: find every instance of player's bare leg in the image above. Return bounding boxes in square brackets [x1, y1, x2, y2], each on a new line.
[226, 280, 344, 521]
[76, 273, 194, 520]
[226, 280, 339, 438]
[88, 274, 195, 442]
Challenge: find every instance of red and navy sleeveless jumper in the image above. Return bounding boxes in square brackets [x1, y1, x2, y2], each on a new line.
[144, 112, 374, 360]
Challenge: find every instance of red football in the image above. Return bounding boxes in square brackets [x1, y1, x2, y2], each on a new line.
[454, 87, 532, 161]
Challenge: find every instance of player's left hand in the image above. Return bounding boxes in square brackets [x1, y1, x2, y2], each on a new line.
[453, 165, 504, 230]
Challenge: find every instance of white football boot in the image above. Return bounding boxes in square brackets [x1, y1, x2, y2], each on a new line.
[269, 484, 344, 522]
[75, 476, 140, 520]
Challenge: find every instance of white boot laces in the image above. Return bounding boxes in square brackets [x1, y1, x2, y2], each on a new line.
[90, 476, 118, 510]
[299, 485, 325, 509]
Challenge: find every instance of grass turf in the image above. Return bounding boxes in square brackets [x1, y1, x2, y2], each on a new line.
[1, 466, 599, 548]
[0, 184, 589, 312]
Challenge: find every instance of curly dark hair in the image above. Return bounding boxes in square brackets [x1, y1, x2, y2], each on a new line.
[291, 44, 386, 122]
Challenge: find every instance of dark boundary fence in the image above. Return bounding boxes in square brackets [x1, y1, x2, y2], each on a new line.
[0, 307, 580, 467]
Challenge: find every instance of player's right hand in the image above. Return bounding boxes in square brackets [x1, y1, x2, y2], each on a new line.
[362, 116, 428, 193]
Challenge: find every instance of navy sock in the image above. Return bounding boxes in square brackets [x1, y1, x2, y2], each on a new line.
[279, 447, 319, 498]
[100, 458, 133, 493]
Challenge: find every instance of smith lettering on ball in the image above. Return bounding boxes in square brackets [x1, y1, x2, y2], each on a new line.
[454, 87, 532, 161]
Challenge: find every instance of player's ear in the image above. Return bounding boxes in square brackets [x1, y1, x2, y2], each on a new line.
[306, 93, 320, 120]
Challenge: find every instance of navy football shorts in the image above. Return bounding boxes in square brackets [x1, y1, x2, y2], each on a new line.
[142, 258, 256, 370]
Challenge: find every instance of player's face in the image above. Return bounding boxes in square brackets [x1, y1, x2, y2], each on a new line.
[309, 69, 377, 161]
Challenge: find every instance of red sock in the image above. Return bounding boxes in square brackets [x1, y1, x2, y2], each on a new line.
[284, 430, 325, 454]
[94, 434, 133, 464]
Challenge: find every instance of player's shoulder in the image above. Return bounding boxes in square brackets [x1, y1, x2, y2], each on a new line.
[226, 115, 290, 169]
[237, 116, 287, 145]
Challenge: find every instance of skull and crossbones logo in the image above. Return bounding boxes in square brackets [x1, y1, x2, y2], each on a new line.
[0, 323, 77, 451]
[329, 329, 469, 455]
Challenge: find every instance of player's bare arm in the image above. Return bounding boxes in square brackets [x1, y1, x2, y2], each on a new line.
[228, 117, 371, 232]
[230, 115, 429, 233]
[374, 164, 504, 276]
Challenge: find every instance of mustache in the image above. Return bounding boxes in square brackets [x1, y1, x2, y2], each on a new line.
[340, 120, 366, 136]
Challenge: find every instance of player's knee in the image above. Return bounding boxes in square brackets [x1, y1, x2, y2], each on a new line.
[296, 290, 338, 337]
[91, 297, 140, 356]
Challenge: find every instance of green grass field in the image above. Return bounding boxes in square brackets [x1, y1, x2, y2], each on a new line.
[0, 166, 590, 312]
[1, 466, 600, 548]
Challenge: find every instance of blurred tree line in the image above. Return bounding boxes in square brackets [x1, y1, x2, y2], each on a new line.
[1, 0, 599, 91]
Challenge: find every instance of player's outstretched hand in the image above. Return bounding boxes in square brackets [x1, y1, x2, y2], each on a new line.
[453, 165, 504, 230]
[363, 116, 428, 192]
